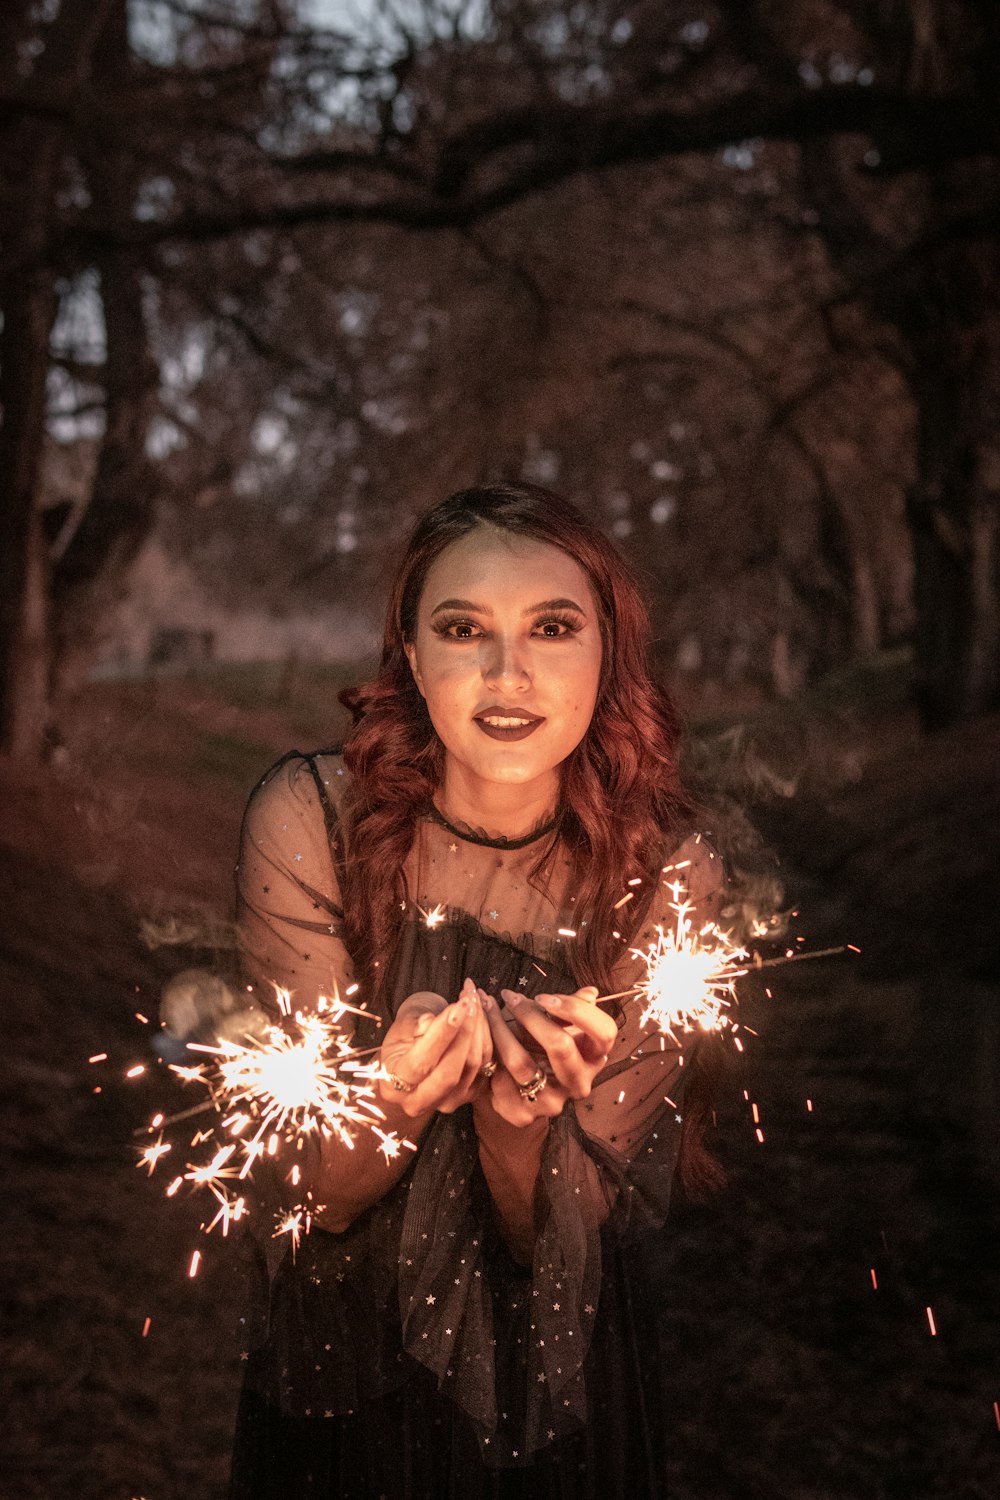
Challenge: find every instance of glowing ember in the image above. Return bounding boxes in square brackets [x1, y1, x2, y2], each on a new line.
[136, 1135, 172, 1175]
[273, 1205, 320, 1251]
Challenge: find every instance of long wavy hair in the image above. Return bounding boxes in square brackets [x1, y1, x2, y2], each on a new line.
[339, 482, 719, 1193]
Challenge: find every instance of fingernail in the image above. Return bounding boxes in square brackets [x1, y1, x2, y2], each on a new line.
[460, 976, 476, 998]
[448, 1006, 462, 1027]
[500, 989, 522, 1008]
[579, 986, 599, 998]
[477, 988, 493, 1010]
[539, 994, 562, 1010]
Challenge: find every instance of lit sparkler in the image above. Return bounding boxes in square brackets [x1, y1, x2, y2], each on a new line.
[620, 891, 749, 1040]
[601, 881, 851, 1045]
[134, 982, 415, 1246]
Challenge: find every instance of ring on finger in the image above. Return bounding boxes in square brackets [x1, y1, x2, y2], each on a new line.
[385, 1068, 416, 1094]
[516, 1068, 547, 1103]
[479, 1061, 498, 1079]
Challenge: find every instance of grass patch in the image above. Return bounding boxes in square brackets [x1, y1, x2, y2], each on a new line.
[187, 728, 281, 787]
[176, 659, 374, 744]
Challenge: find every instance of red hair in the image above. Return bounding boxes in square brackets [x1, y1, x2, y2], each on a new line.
[339, 483, 718, 1192]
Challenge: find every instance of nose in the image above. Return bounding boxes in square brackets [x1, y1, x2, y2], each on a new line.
[482, 633, 531, 691]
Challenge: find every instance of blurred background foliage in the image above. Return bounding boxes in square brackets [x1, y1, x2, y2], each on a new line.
[2, 0, 999, 762]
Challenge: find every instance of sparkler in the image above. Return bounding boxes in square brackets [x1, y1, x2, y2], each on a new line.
[600, 881, 851, 1044]
[598, 885, 749, 1040]
[134, 982, 415, 1247]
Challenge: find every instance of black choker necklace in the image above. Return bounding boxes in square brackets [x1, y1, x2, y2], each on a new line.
[427, 804, 561, 850]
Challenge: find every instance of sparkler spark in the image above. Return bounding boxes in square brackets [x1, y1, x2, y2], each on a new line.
[136, 1135, 171, 1175]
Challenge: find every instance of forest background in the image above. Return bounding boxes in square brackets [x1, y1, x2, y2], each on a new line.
[1, 2, 998, 1498]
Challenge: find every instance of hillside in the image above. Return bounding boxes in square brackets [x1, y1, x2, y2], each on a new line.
[1, 675, 996, 1499]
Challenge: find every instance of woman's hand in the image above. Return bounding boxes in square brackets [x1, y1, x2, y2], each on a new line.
[378, 978, 494, 1117]
[477, 985, 618, 1128]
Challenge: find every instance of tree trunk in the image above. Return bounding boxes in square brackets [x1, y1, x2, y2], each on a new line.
[801, 139, 1000, 726]
[51, 250, 159, 695]
[0, 0, 119, 758]
[51, 1, 159, 700]
[0, 275, 58, 757]
[909, 461, 1000, 726]
[906, 246, 1000, 727]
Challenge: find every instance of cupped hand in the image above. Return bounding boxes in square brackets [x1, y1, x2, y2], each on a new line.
[378, 978, 494, 1116]
[477, 985, 618, 1128]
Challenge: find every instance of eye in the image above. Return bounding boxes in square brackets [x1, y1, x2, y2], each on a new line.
[533, 614, 582, 639]
[434, 618, 482, 640]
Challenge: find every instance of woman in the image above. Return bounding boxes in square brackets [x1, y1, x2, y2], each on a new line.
[229, 483, 726, 1498]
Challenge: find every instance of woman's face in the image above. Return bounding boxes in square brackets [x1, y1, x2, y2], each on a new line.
[405, 527, 603, 803]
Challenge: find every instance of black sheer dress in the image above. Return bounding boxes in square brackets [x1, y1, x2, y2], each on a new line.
[228, 752, 725, 1500]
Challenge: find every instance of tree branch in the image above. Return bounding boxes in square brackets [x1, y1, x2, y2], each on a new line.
[53, 82, 997, 254]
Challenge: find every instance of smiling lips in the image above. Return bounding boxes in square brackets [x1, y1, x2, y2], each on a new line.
[474, 706, 544, 742]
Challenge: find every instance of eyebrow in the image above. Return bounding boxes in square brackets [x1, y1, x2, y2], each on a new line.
[429, 596, 587, 618]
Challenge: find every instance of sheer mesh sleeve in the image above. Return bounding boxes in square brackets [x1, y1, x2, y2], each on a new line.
[236, 752, 356, 1018]
[569, 832, 727, 1226]
[234, 754, 363, 1277]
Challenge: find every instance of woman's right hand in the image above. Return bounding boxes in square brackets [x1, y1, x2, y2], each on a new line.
[378, 978, 493, 1117]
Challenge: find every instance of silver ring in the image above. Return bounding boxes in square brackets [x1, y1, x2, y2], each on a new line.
[516, 1069, 547, 1103]
[386, 1069, 416, 1094]
[479, 1062, 498, 1079]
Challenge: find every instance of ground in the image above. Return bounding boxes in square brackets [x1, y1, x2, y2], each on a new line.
[1, 667, 997, 1499]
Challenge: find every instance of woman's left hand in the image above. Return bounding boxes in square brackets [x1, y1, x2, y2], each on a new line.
[477, 985, 618, 1128]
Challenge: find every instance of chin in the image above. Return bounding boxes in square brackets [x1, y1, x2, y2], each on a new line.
[464, 749, 557, 786]
[474, 759, 542, 784]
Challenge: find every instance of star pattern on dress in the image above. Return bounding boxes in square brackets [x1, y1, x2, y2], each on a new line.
[236, 790, 716, 1462]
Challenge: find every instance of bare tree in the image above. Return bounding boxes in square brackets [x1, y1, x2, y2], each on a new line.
[2, 0, 998, 755]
